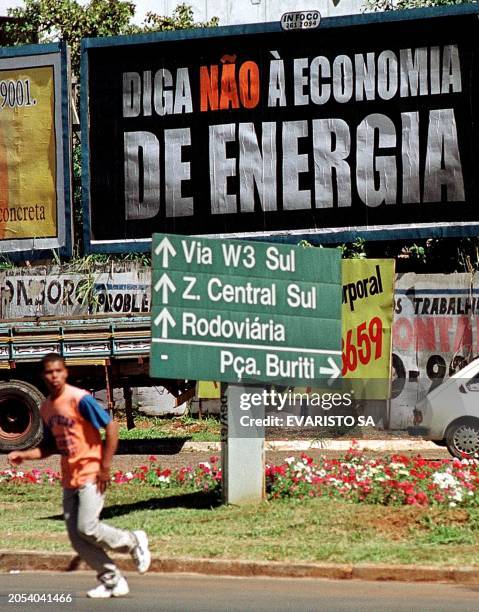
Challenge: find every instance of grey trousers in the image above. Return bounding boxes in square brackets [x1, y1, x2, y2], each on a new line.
[63, 481, 136, 586]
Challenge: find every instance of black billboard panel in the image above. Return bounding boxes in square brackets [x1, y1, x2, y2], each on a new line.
[82, 5, 479, 252]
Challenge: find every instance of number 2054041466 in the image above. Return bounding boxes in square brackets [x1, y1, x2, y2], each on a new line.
[6, 593, 73, 604]
[342, 317, 383, 375]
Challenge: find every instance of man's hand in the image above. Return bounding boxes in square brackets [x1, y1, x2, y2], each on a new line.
[97, 465, 111, 494]
[7, 446, 50, 465]
[8, 451, 25, 466]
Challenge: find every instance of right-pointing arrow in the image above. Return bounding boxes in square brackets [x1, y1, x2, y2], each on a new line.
[154, 308, 176, 338]
[154, 237, 177, 268]
[154, 273, 176, 304]
[319, 356, 341, 379]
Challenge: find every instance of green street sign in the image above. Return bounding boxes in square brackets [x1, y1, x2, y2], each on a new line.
[150, 233, 342, 385]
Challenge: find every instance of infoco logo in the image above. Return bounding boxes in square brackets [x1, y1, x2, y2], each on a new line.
[280, 11, 321, 31]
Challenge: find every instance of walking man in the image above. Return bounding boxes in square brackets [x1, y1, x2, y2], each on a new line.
[8, 353, 150, 598]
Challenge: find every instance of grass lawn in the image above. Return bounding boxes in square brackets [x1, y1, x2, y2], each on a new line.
[116, 416, 220, 442]
[2, 482, 479, 566]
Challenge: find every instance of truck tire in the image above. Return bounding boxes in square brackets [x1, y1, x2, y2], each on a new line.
[0, 380, 44, 452]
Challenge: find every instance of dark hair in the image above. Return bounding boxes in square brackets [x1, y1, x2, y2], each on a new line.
[41, 353, 66, 370]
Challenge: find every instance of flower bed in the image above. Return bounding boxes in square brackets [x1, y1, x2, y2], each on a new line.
[266, 446, 479, 507]
[2, 446, 479, 508]
[0, 467, 60, 485]
[111, 455, 222, 492]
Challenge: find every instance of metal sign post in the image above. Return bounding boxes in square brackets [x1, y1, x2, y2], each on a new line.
[151, 233, 342, 504]
[221, 383, 265, 504]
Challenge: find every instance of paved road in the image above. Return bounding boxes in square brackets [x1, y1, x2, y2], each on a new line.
[0, 572, 478, 612]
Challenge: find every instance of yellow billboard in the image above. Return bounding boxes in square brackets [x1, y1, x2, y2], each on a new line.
[0, 46, 70, 254]
[342, 259, 395, 398]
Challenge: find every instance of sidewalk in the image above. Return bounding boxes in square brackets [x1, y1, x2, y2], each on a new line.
[1, 551, 478, 584]
[113, 438, 440, 454]
[181, 439, 440, 452]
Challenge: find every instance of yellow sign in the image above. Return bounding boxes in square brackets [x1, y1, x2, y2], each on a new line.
[342, 259, 395, 398]
[0, 65, 57, 241]
[197, 380, 221, 399]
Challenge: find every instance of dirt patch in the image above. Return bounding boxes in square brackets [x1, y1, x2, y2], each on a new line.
[363, 506, 471, 541]
[125, 420, 151, 430]
[171, 421, 203, 433]
[365, 507, 429, 540]
[425, 508, 470, 525]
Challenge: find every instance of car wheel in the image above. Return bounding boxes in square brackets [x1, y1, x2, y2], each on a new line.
[445, 418, 479, 458]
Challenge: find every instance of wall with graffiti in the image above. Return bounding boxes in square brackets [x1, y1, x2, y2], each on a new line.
[391, 272, 476, 428]
[0, 263, 150, 319]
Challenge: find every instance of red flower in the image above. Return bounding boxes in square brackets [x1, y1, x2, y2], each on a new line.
[300, 453, 313, 465]
[416, 492, 428, 505]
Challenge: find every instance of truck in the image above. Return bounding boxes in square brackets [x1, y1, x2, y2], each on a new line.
[0, 264, 195, 452]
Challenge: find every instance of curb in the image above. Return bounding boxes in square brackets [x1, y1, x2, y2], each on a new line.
[1, 552, 478, 584]
[182, 439, 439, 452]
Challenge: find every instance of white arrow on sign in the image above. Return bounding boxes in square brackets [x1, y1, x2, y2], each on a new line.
[319, 356, 341, 379]
[154, 237, 176, 267]
[154, 308, 176, 338]
[154, 273, 176, 304]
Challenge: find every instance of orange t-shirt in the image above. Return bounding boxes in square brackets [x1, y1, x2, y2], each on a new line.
[40, 384, 111, 488]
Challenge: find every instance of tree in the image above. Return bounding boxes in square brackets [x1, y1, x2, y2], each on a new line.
[365, 0, 476, 11]
[3, 1, 218, 75]
[140, 4, 218, 33]
[2, 1, 218, 260]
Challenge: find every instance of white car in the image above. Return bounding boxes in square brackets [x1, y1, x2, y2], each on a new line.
[409, 357, 479, 458]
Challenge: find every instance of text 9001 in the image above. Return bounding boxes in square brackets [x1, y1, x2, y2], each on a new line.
[0, 79, 35, 109]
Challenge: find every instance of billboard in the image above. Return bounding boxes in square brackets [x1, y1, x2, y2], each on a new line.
[342, 259, 395, 399]
[391, 272, 478, 429]
[0, 42, 71, 256]
[82, 5, 479, 253]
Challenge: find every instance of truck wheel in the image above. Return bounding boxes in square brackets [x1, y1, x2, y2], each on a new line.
[445, 418, 479, 459]
[0, 381, 44, 452]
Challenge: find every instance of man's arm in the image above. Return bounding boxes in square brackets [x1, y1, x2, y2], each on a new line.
[97, 419, 119, 493]
[78, 393, 117, 493]
[8, 443, 54, 466]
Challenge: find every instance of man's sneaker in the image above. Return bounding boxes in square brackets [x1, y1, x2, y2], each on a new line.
[87, 577, 129, 598]
[131, 530, 151, 574]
